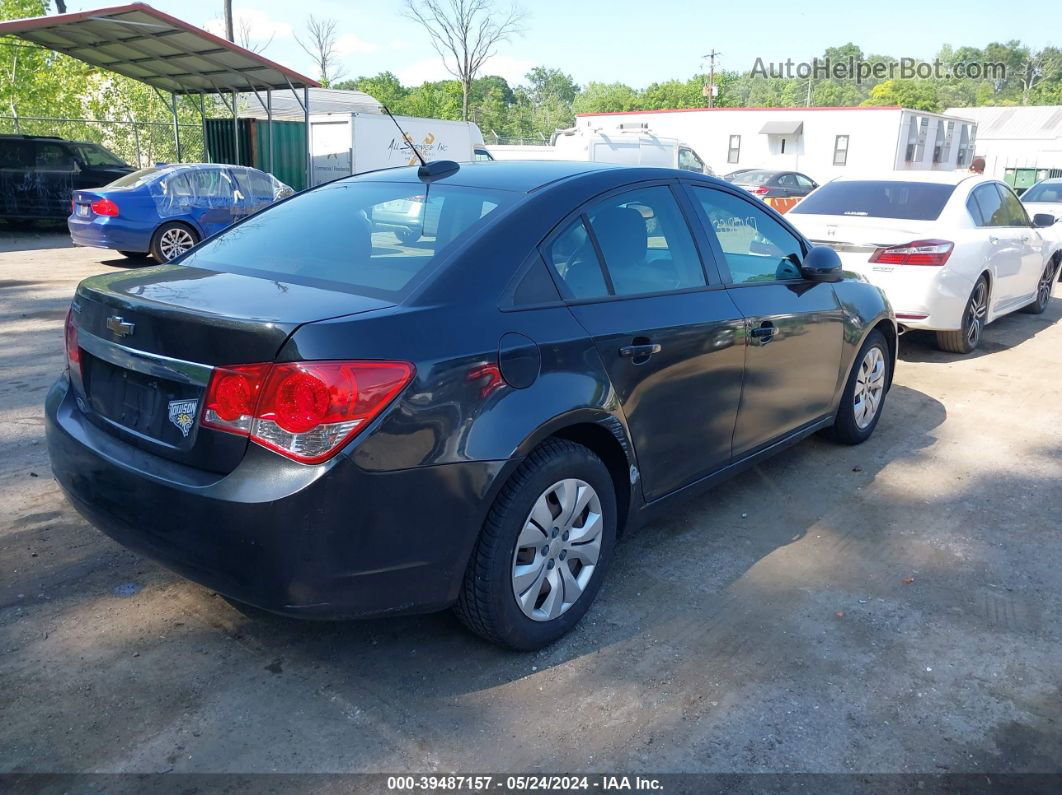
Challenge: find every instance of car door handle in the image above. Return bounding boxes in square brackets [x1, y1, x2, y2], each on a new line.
[750, 322, 776, 342]
[619, 343, 661, 358]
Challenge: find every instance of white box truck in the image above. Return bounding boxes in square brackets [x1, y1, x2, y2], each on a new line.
[487, 123, 715, 175]
[309, 113, 491, 185]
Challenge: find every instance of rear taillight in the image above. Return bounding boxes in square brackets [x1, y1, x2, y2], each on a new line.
[750, 186, 770, 195]
[869, 239, 954, 266]
[202, 360, 414, 464]
[90, 198, 119, 217]
[64, 307, 80, 375]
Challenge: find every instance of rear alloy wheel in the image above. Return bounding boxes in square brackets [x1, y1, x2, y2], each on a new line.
[454, 439, 616, 650]
[828, 329, 890, 445]
[150, 222, 199, 263]
[937, 276, 988, 354]
[1019, 261, 1056, 314]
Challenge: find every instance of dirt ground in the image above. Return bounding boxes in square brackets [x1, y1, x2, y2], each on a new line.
[1, 226, 1060, 777]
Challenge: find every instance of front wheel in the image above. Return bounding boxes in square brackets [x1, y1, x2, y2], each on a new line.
[454, 439, 617, 650]
[150, 222, 199, 263]
[828, 329, 890, 445]
[937, 276, 988, 354]
[1019, 260, 1056, 314]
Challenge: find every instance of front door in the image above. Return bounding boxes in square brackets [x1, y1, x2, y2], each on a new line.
[544, 183, 746, 501]
[686, 183, 845, 457]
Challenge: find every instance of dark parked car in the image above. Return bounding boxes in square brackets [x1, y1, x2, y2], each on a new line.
[68, 164, 294, 262]
[47, 161, 896, 650]
[727, 168, 819, 199]
[0, 134, 134, 220]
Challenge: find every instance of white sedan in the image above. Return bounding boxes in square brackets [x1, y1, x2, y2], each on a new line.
[788, 173, 1062, 353]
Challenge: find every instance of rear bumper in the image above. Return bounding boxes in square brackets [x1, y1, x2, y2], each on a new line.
[45, 374, 506, 619]
[67, 216, 153, 253]
[841, 262, 975, 332]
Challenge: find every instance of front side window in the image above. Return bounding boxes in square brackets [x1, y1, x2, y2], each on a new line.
[995, 184, 1031, 227]
[180, 182, 514, 299]
[71, 142, 127, 167]
[692, 186, 804, 284]
[794, 174, 816, 190]
[677, 147, 705, 173]
[833, 135, 849, 166]
[727, 135, 741, 164]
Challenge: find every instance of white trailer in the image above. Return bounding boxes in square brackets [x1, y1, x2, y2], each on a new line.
[487, 124, 713, 174]
[573, 107, 978, 184]
[309, 113, 490, 185]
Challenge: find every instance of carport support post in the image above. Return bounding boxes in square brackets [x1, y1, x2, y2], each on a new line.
[232, 90, 240, 165]
[267, 88, 274, 175]
[170, 93, 182, 163]
[304, 86, 310, 190]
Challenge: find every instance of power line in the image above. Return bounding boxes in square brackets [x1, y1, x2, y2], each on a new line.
[703, 50, 721, 108]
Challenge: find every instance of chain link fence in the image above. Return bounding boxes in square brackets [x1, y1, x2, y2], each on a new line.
[0, 116, 205, 168]
[485, 134, 552, 146]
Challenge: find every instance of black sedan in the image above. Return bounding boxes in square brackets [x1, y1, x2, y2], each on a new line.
[727, 168, 819, 199]
[47, 160, 895, 650]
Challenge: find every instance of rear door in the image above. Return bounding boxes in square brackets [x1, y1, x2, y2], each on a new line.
[0, 139, 33, 217]
[544, 182, 747, 500]
[967, 183, 1033, 312]
[189, 167, 239, 235]
[685, 183, 844, 457]
[33, 140, 79, 217]
[993, 183, 1046, 307]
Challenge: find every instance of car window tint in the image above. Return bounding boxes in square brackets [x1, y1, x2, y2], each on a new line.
[790, 180, 955, 221]
[692, 186, 804, 283]
[181, 182, 514, 299]
[545, 216, 609, 300]
[777, 174, 797, 187]
[1022, 181, 1062, 203]
[0, 140, 32, 168]
[970, 184, 1004, 227]
[585, 186, 705, 297]
[71, 143, 126, 167]
[995, 184, 1030, 227]
[795, 174, 815, 189]
[35, 143, 75, 169]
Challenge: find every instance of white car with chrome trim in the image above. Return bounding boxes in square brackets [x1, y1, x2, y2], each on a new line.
[788, 173, 1062, 353]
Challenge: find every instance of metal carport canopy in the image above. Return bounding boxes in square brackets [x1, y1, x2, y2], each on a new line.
[0, 2, 320, 184]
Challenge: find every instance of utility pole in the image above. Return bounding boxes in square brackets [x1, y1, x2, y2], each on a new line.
[703, 50, 721, 108]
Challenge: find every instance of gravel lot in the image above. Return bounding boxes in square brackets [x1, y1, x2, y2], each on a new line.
[1, 227, 1061, 777]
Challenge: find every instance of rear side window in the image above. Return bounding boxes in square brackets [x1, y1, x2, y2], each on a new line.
[791, 180, 956, 220]
[0, 140, 32, 168]
[546, 217, 608, 300]
[181, 182, 514, 298]
[692, 186, 804, 284]
[35, 142, 76, 170]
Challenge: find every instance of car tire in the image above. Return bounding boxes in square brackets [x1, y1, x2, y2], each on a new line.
[454, 438, 617, 650]
[395, 227, 420, 244]
[828, 329, 890, 445]
[1019, 260, 1057, 314]
[149, 222, 199, 263]
[936, 276, 989, 354]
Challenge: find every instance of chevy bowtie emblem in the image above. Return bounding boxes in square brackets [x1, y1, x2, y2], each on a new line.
[106, 315, 135, 337]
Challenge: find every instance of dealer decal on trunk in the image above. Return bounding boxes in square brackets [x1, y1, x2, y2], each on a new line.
[168, 399, 198, 438]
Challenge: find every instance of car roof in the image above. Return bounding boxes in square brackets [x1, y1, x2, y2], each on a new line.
[347, 160, 627, 193]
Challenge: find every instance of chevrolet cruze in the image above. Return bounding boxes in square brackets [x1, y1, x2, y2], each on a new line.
[47, 160, 896, 650]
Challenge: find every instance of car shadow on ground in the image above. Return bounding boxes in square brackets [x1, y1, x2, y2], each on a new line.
[898, 295, 1061, 363]
[0, 221, 72, 253]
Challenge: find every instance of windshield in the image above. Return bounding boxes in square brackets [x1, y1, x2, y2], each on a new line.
[732, 171, 774, 185]
[180, 181, 516, 299]
[1022, 181, 1062, 203]
[106, 167, 160, 189]
[790, 180, 956, 221]
[72, 142, 128, 168]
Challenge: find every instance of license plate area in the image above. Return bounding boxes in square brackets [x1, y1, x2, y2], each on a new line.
[76, 204, 91, 217]
[82, 353, 202, 448]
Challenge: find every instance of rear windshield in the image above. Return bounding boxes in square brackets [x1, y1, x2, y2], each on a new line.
[732, 170, 774, 185]
[1022, 181, 1062, 203]
[790, 180, 956, 220]
[180, 181, 515, 299]
[106, 167, 160, 189]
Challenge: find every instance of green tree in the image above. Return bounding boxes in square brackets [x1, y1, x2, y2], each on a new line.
[333, 72, 408, 111]
[572, 81, 639, 114]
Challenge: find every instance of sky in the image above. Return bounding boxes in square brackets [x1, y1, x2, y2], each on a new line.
[63, 0, 1062, 89]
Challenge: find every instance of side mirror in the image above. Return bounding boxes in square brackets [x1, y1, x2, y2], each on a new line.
[801, 245, 843, 282]
[1032, 213, 1056, 228]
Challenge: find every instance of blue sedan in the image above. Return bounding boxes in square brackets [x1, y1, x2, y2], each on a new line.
[68, 163, 293, 262]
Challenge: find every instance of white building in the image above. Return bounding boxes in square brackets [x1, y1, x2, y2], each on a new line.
[943, 105, 1062, 181]
[574, 106, 978, 183]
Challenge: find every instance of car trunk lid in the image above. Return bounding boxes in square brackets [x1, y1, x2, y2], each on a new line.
[791, 214, 935, 273]
[69, 265, 393, 473]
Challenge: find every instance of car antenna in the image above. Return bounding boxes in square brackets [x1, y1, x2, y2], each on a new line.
[381, 105, 427, 168]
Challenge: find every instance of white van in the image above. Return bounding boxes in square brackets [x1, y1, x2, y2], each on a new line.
[487, 124, 714, 175]
[308, 113, 492, 186]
